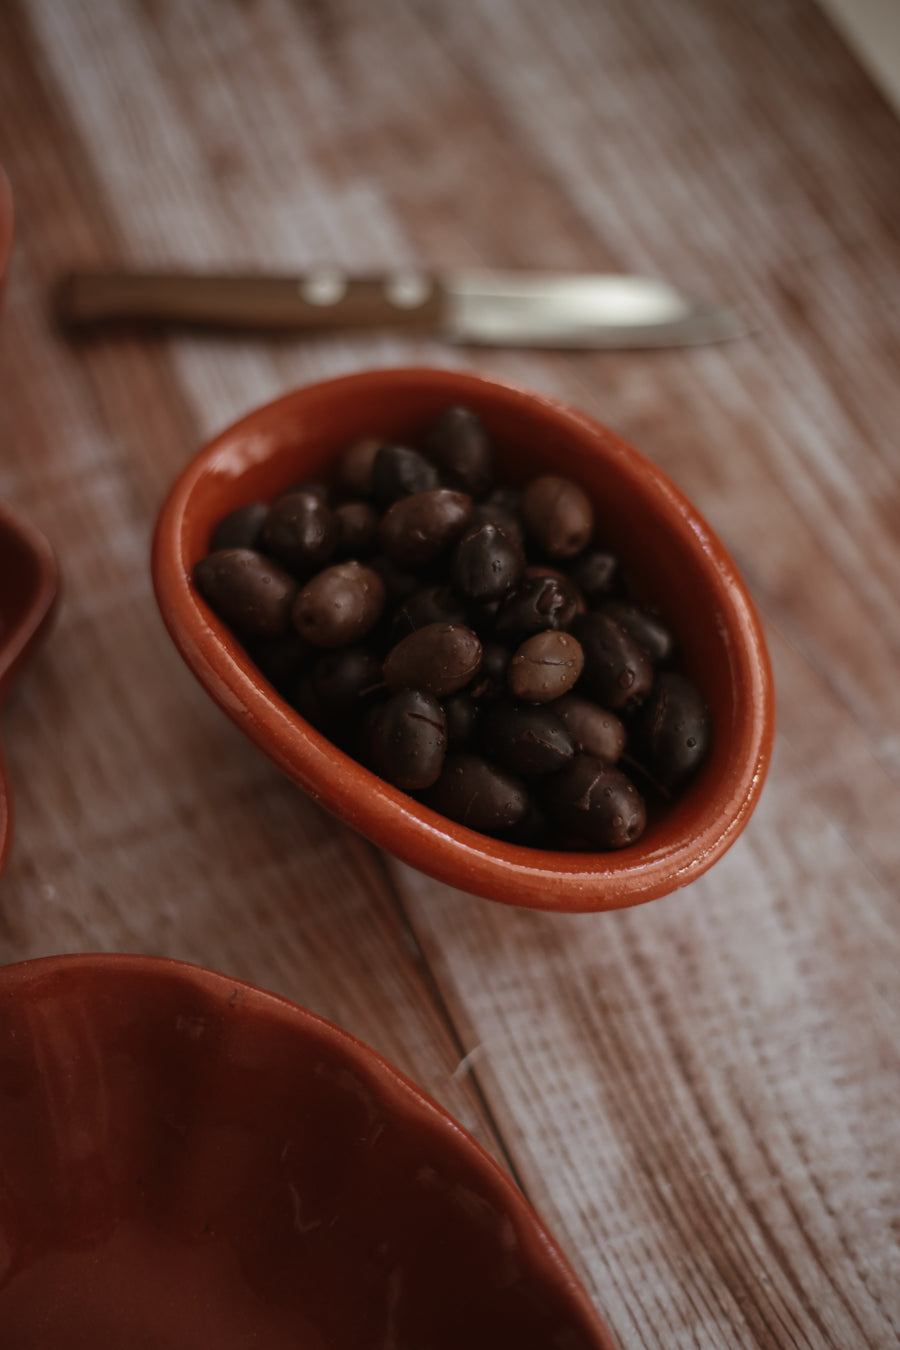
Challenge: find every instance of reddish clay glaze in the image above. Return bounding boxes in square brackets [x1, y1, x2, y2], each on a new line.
[153, 368, 774, 911]
[0, 954, 617, 1350]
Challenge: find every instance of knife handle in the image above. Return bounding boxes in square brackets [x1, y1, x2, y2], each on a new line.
[54, 269, 445, 332]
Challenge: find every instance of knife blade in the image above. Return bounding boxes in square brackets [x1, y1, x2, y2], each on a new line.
[55, 268, 746, 348]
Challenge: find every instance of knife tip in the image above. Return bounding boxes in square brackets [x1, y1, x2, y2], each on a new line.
[683, 304, 752, 344]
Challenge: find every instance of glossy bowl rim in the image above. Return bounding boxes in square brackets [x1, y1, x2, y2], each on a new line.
[0, 951, 618, 1349]
[152, 366, 774, 912]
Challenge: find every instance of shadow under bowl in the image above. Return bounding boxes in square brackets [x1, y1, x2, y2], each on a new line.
[0, 953, 617, 1349]
[152, 367, 774, 912]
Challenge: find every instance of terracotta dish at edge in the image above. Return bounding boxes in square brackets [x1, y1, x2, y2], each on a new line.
[0, 953, 617, 1349]
[153, 367, 774, 912]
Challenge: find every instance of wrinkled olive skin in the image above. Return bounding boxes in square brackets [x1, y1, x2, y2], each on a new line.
[632, 671, 711, 788]
[495, 574, 580, 640]
[194, 548, 297, 638]
[481, 701, 574, 777]
[368, 689, 447, 790]
[508, 631, 584, 703]
[573, 612, 654, 711]
[544, 756, 647, 848]
[421, 753, 529, 835]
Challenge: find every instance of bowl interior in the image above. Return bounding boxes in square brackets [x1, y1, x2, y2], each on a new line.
[154, 368, 773, 910]
[0, 955, 614, 1349]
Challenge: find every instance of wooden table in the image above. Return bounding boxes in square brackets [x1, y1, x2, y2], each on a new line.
[1, 1, 898, 1345]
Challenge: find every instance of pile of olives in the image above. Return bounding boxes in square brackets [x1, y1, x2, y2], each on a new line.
[194, 406, 711, 850]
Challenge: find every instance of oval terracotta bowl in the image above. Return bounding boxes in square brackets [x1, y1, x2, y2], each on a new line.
[153, 367, 774, 912]
[0, 953, 617, 1349]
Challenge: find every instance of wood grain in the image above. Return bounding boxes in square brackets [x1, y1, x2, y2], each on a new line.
[1, 0, 899, 1346]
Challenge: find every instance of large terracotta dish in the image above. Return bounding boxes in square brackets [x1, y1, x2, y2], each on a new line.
[0, 953, 617, 1349]
[153, 367, 774, 911]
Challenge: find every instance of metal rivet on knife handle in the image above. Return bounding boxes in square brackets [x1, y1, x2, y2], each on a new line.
[385, 272, 433, 309]
[300, 268, 347, 306]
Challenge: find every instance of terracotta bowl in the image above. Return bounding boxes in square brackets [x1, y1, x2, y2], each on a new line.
[153, 367, 773, 911]
[0, 953, 617, 1349]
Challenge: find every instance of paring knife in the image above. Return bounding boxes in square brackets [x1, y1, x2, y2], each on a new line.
[55, 268, 745, 349]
